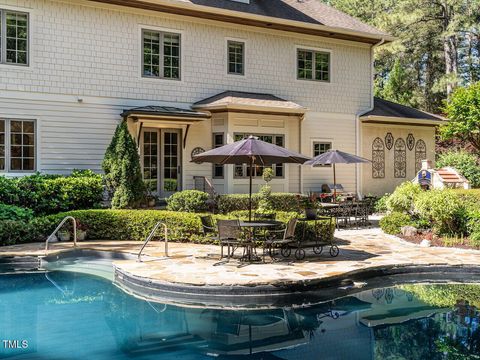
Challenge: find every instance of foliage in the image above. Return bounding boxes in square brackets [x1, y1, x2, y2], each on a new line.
[440, 83, 480, 153]
[102, 121, 144, 209]
[21, 209, 334, 245]
[0, 172, 103, 215]
[414, 189, 465, 235]
[385, 182, 422, 213]
[374, 194, 390, 213]
[437, 150, 480, 188]
[401, 284, 480, 308]
[166, 190, 209, 213]
[379, 212, 413, 235]
[257, 185, 274, 213]
[262, 168, 274, 184]
[0, 204, 34, 222]
[467, 210, 480, 247]
[323, 0, 480, 113]
[0, 220, 36, 246]
[216, 193, 303, 213]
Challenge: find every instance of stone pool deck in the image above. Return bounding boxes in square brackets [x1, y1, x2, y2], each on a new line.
[2, 228, 480, 291]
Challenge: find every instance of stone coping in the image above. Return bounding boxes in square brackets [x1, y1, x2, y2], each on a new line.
[2, 228, 480, 301]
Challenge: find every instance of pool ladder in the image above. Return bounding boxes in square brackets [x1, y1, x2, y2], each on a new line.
[45, 216, 77, 252]
[138, 222, 169, 262]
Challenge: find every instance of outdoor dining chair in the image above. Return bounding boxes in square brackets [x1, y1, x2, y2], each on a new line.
[200, 215, 217, 240]
[263, 218, 298, 261]
[217, 219, 242, 261]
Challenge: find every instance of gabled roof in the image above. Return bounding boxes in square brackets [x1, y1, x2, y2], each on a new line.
[362, 98, 445, 122]
[91, 0, 393, 44]
[193, 91, 306, 113]
[121, 105, 209, 119]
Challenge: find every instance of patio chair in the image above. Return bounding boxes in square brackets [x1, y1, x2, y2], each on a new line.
[263, 218, 297, 261]
[217, 219, 242, 261]
[200, 215, 217, 240]
[335, 202, 353, 229]
[353, 201, 370, 228]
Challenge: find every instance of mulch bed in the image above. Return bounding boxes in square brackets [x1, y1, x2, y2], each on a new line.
[398, 233, 479, 250]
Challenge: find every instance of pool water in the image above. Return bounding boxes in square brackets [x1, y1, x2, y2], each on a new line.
[1, 270, 480, 359]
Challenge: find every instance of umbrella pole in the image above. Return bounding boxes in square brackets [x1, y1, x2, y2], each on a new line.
[249, 157, 253, 222]
[333, 163, 337, 202]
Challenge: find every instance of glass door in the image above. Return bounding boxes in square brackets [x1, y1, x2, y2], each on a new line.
[161, 129, 181, 198]
[142, 130, 159, 195]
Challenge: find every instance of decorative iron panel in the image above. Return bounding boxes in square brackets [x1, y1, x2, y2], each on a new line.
[394, 138, 407, 178]
[415, 139, 427, 173]
[407, 133, 415, 151]
[372, 137, 385, 179]
[385, 132, 394, 150]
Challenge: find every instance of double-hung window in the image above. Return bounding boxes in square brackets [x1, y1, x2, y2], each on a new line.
[313, 141, 332, 167]
[0, 119, 36, 172]
[297, 49, 330, 82]
[227, 40, 244, 75]
[0, 10, 29, 65]
[234, 134, 284, 178]
[142, 29, 181, 80]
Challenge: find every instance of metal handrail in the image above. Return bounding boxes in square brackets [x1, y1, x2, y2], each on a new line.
[45, 216, 77, 252]
[138, 222, 168, 262]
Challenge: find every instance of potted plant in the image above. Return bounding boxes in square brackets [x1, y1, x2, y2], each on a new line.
[57, 229, 71, 241]
[144, 180, 157, 208]
[303, 192, 318, 220]
[76, 222, 88, 241]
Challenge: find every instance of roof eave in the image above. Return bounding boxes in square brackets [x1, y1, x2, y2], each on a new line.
[360, 115, 446, 126]
[88, 0, 394, 44]
[193, 103, 308, 115]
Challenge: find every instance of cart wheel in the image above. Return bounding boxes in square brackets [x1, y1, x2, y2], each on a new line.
[281, 247, 291, 258]
[313, 245, 323, 255]
[329, 245, 339, 257]
[295, 248, 306, 260]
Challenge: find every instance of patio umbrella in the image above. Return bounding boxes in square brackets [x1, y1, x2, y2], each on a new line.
[192, 135, 310, 221]
[304, 150, 370, 201]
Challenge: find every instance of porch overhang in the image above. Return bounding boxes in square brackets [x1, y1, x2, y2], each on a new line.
[192, 91, 308, 116]
[121, 105, 211, 124]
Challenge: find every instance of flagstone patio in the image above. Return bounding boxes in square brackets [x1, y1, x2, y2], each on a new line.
[2, 227, 480, 292]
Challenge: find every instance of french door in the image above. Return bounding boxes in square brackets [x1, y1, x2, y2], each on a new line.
[142, 128, 182, 198]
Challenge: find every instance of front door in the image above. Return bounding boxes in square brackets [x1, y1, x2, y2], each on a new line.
[142, 128, 182, 198]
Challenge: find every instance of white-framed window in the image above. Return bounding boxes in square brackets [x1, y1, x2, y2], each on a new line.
[0, 9, 29, 66]
[142, 29, 181, 80]
[213, 133, 224, 178]
[227, 40, 244, 75]
[0, 119, 36, 172]
[297, 48, 330, 82]
[233, 133, 284, 178]
[313, 141, 331, 167]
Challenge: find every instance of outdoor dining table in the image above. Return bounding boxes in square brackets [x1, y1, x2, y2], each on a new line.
[238, 220, 283, 262]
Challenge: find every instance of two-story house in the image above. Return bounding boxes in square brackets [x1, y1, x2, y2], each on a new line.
[0, 0, 444, 197]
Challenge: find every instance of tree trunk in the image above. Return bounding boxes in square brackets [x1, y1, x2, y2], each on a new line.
[442, 1, 458, 97]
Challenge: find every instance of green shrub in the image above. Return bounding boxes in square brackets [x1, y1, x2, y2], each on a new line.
[0, 220, 36, 246]
[166, 190, 209, 212]
[0, 204, 34, 222]
[374, 194, 390, 213]
[102, 121, 144, 209]
[467, 211, 480, 247]
[217, 193, 303, 213]
[0, 172, 103, 215]
[386, 182, 422, 213]
[414, 189, 465, 235]
[23, 209, 335, 245]
[437, 150, 480, 188]
[379, 212, 413, 235]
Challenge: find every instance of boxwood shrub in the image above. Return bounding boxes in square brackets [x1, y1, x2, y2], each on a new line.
[166, 190, 209, 212]
[216, 193, 304, 213]
[6, 209, 335, 246]
[0, 170, 103, 215]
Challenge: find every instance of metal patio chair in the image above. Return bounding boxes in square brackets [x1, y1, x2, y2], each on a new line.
[217, 219, 242, 261]
[263, 218, 298, 261]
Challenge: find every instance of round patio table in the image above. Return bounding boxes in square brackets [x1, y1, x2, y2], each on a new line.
[239, 221, 283, 262]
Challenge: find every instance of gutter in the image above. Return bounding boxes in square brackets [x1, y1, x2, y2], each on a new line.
[355, 37, 385, 199]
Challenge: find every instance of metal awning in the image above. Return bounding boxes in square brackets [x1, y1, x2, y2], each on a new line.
[121, 106, 210, 122]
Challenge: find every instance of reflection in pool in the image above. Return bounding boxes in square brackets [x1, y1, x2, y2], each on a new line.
[1, 271, 480, 359]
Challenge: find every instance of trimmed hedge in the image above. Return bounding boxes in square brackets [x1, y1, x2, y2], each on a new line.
[166, 190, 209, 212]
[216, 193, 304, 213]
[4, 209, 335, 246]
[0, 170, 103, 215]
[0, 204, 34, 222]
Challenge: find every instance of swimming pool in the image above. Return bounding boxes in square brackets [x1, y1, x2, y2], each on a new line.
[1, 259, 480, 359]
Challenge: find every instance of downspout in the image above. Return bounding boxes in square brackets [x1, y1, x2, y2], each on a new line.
[299, 114, 304, 194]
[355, 37, 385, 199]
